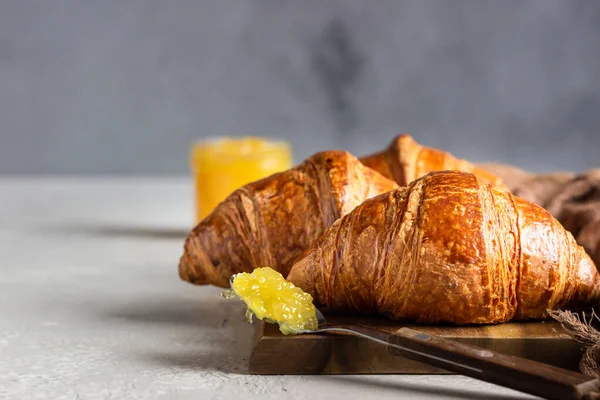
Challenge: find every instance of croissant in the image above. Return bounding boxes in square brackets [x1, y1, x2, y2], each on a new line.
[360, 134, 507, 190]
[179, 150, 398, 288]
[287, 170, 600, 325]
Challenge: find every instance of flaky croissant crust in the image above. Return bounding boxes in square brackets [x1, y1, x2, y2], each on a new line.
[288, 171, 600, 325]
[179, 150, 398, 288]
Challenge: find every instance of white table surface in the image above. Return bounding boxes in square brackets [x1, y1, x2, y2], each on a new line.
[0, 178, 539, 400]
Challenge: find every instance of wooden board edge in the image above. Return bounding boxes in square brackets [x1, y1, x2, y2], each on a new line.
[249, 321, 585, 375]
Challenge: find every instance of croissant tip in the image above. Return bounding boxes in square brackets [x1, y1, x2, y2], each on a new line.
[178, 240, 210, 286]
[394, 132, 415, 144]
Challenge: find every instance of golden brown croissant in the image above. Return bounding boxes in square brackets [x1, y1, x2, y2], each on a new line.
[179, 150, 398, 288]
[360, 134, 507, 190]
[287, 170, 600, 325]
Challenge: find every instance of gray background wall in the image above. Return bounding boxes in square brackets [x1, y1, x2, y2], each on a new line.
[1, 0, 599, 175]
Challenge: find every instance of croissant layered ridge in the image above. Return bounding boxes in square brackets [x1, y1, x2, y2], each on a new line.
[360, 134, 507, 190]
[179, 150, 399, 288]
[287, 171, 600, 324]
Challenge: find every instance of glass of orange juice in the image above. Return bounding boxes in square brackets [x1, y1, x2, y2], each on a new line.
[190, 136, 293, 224]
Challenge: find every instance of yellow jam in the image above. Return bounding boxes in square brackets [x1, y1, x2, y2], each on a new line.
[223, 267, 318, 335]
[191, 137, 293, 223]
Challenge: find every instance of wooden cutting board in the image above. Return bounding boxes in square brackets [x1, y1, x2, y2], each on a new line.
[249, 313, 584, 374]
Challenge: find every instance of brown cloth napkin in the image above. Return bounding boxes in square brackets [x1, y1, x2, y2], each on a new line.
[480, 163, 576, 208]
[483, 164, 600, 377]
[545, 169, 600, 251]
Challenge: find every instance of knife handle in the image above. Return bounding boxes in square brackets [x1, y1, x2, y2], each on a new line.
[318, 324, 600, 400]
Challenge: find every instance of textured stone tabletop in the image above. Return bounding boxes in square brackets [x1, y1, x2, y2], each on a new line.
[0, 178, 537, 399]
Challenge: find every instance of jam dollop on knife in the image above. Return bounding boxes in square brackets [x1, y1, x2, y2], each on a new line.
[223, 267, 318, 335]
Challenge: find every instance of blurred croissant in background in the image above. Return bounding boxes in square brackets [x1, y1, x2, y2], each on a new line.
[360, 134, 507, 190]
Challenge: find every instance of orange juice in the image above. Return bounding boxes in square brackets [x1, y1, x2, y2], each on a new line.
[190, 137, 293, 224]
